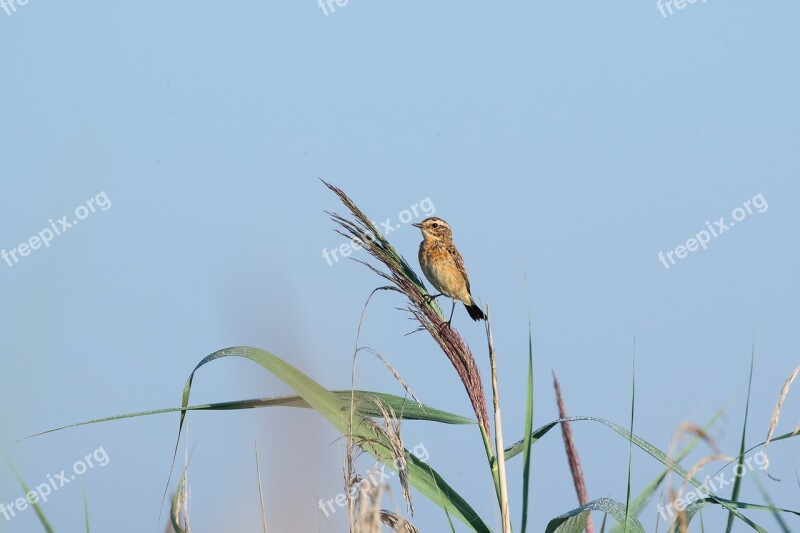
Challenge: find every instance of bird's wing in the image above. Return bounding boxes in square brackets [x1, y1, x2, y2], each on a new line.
[447, 242, 471, 293]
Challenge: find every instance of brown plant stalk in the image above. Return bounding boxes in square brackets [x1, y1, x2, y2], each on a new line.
[324, 180, 490, 436]
[553, 372, 593, 533]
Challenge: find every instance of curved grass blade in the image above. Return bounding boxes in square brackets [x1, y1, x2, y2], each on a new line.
[752, 475, 792, 532]
[545, 498, 646, 533]
[670, 497, 800, 533]
[725, 428, 800, 470]
[609, 407, 725, 532]
[504, 416, 768, 532]
[24, 390, 474, 441]
[291, 390, 475, 425]
[171, 346, 490, 532]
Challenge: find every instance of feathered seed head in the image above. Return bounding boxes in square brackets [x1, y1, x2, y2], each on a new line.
[412, 217, 452, 241]
[324, 181, 491, 438]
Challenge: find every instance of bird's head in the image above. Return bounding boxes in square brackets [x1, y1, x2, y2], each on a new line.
[412, 217, 452, 241]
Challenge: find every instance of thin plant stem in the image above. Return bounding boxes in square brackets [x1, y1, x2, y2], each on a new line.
[486, 307, 512, 532]
[254, 441, 269, 533]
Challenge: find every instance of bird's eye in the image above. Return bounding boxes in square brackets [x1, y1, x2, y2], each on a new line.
[432, 223, 439, 228]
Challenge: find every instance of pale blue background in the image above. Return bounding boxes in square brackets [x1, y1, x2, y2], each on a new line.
[1, 2, 799, 532]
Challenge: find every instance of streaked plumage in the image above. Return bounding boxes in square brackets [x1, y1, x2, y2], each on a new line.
[412, 217, 485, 323]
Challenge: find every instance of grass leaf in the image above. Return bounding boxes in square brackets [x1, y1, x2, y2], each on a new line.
[83, 483, 90, 533]
[624, 340, 636, 533]
[1, 450, 54, 533]
[520, 321, 535, 533]
[505, 416, 770, 531]
[25, 390, 474, 441]
[170, 346, 491, 532]
[725, 335, 755, 532]
[609, 407, 726, 531]
[545, 498, 646, 533]
[670, 497, 800, 533]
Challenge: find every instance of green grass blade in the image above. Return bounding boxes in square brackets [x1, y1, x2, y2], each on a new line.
[83, 482, 90, 533]
[545, 498, 646, 533]
[24, 390, 474, 441]
[429, 472, 458, 533]
[670, 497, 800, 532]
[725, 336, 755, 532]
[171, 346, 490, 532]
[504, 416, 769, 532]
[795, 459, 800, 489]
[751, 475, 792, 532]
[624, 341, 636, 533]
[1, 451, 55, 533]
[609, 407, 725, 532]
[520, 321, 535, 533]
[731, 428, 800, 463]
[302, 390, 474, 424]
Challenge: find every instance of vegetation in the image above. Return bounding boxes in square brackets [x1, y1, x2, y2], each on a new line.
[15, 182, 800, 532]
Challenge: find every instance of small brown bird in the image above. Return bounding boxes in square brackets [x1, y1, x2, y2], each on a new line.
[413, 217, 486, 325]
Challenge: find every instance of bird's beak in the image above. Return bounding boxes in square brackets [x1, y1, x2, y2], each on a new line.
[412, 223, 422, 228]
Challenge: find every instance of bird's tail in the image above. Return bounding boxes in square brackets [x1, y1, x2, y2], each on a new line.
[464, 300, 486, 321]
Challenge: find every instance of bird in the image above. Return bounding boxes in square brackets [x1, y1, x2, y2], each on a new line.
[412, 217, 486, 326]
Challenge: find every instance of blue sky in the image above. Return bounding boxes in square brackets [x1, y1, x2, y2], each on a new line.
[1, 2, 799, 532]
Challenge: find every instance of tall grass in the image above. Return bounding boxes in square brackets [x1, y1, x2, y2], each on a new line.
[16, 182, 800, 532]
